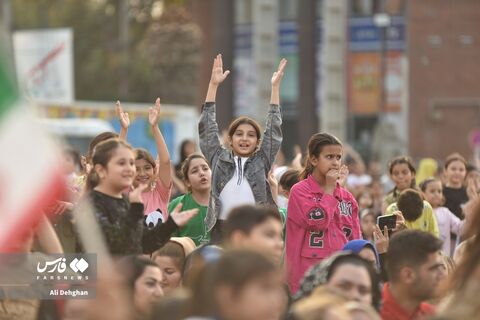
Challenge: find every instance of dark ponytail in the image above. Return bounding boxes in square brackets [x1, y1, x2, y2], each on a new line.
[299, 133, 342, 180]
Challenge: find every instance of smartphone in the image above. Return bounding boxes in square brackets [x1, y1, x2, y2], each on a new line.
[377, 214, 397, 231]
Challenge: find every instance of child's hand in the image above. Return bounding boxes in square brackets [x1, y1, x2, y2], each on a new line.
[116, 101, 130, 130]
[271, 58, 287, 87]
[338, 165, 349, 188]
[325, 169, 339, 194]
[392, 210, 407, 231]
[210, 54, 230, 86]
[291, 145, 303, 170]
[169, 203, 199, 227]
[373, 225, 389, 254]
[467, 179, 479, 201]
[268, 169, 278, 189]
[129, 183, 149, 204]
[148, 98, 161, 127]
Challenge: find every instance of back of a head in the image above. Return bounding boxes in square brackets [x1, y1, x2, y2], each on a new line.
[290, 286, 349, 320]
[189, 249, 277, 317]
[279, 168, 301, 192]
[397, 188, 424, 222]
[87, 131, 119, 163]
[212, 249, 277, 289]
[223, 205, 282, 241]
[386, 230, 442, 282]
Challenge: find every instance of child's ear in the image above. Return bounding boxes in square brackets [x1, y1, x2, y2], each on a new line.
[310, 155, 318, 166]
[94, 164, 106, 179]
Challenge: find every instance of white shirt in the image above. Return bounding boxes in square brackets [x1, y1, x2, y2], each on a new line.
[218, 156, 255, 220]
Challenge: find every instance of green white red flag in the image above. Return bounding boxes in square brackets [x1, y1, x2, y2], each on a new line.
[0, 51, 64, 252]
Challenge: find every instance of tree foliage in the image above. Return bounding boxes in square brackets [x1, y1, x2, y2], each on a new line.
[10, 0, 201, 104]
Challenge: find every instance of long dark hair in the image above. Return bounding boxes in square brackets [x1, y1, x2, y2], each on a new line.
[300, 133, 342, 180]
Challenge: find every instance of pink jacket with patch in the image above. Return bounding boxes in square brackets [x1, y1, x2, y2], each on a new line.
[285, 175, 361, 294]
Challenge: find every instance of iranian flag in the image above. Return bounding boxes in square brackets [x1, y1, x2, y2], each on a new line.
[0, 55, 64, 252]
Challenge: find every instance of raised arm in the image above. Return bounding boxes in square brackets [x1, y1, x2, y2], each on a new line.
[260, 59, 287, 167]
[205, 54, 230, 103]
[116, 101, 130, 140]
[149, 98, 172, 188]
[199, 54, 230, 163]
[270, 58, 287, 105]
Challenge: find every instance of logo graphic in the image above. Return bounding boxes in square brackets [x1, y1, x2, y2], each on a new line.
[308, 208, 326, 220]
[37, 258, 67, 273]
[338, 201, 353, 217]
[69, 258, 89, 273]
[37, 257, 89, 274]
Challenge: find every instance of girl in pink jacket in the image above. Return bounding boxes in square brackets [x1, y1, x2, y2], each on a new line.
[286, 133, 360, 294]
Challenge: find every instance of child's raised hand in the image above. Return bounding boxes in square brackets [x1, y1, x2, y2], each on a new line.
[210, 54, 230, 86]
[129, 183, 149, 204]
[271, 58, 287, 87]
[116, 101, 130, 129]
[169, 203, 199, 227]
[373, 224, 389, 254]
[148, 98, 161, 126]
[467, 179, 479, 201]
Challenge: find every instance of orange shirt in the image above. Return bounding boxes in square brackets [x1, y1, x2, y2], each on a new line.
[381, 283, 436, 320]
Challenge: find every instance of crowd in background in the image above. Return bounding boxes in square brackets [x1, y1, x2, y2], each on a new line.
[2, 55, 480, 320]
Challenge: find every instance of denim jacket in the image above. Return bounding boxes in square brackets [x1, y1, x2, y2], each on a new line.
[198, 102, 283, 231]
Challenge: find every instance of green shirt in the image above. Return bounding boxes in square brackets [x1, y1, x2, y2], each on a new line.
[168, 193, 210, 246]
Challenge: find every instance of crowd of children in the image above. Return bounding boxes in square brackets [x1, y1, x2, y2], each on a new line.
[3, 54, 480, 320]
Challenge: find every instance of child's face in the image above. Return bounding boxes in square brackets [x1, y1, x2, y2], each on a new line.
[97, 146, 136, 192]
[311, 145, 343, 178]
[424, 180, 443, 208]
[235, 218, 284, 263]
[360, 214, 375, 237]
[153, 256, 182, 295]
[445, 160, 466, 186]
[466, 170, 480, 191]
[229, 123, 259, 157]
[358, 193, 373, 209]
[134, 158, 155, 187]
[219, 272, 285, 320]
[186, 158, 211, 193]
[390, 163, 413, 191]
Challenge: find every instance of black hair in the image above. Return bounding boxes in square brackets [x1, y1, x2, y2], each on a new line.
[397, 188, 424, 222]
[386, 230, 443, 282]
[223, 205, 282, 241]
[300, 133, 342, 180]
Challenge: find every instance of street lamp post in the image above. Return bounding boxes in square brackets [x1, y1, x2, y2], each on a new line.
[373, 12, 391, 123]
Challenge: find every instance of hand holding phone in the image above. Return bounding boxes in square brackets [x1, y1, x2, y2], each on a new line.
[377, 214, 397, 232]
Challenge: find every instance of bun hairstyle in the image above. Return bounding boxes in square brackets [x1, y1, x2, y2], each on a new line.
[300, 133, 342, 180]
[86, 139, 133, 190]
